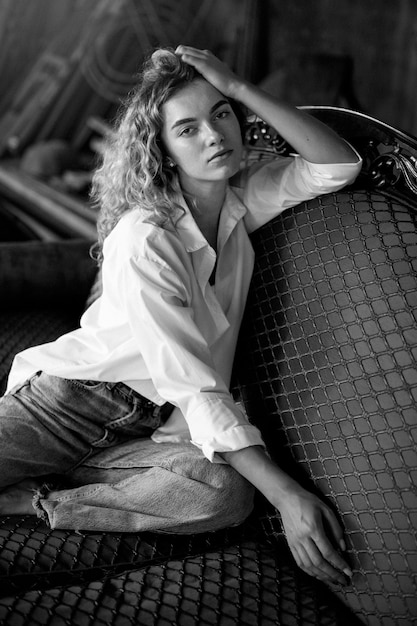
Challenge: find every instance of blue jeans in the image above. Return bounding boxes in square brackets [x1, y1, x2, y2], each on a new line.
[0, 372, 254, 532]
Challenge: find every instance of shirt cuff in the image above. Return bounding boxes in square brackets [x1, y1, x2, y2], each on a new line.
[152, 397, 266, 463]
[196, 424, 266, 462]
[294, 152, 363, 189]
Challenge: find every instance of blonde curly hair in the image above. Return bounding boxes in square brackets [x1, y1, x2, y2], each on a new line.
[91, 48, 245, 263]
[91, 49, 196, 261]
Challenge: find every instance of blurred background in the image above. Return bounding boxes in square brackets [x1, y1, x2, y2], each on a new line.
[0, 0, 416, 241]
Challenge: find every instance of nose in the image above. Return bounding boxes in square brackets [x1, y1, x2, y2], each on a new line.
[203, 122, 223, 144]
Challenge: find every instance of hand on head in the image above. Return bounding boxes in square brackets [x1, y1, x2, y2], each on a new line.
[175, 45, 243, 100]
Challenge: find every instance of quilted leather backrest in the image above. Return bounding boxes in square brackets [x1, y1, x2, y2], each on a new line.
[233, 108, 417, 625]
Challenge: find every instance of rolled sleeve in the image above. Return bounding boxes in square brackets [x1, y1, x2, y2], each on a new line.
[186, 395, 265, 462]
[244, 152, 363, 233]
[121, 244, 264, 461]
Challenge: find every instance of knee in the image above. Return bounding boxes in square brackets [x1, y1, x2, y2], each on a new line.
[190, 462, 255, 531]
[159, 446, 256, 533]
[217, 465, 255, 526]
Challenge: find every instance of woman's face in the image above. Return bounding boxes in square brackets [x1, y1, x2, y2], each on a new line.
[160, 78, 243, 193]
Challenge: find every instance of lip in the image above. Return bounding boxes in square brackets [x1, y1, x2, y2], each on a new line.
[208, 149, 232, 163]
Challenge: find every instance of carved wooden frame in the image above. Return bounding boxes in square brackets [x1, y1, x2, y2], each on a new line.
[243, 106, 417, 206]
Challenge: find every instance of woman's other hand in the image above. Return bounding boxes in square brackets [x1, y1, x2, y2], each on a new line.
[278, 486, 353, 585]
[220, 445, 353, 585]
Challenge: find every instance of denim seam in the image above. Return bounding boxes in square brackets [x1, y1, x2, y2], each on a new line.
[47, 484, 105, 503]
[65, 379, 107, 392]
[106, 408, 142, 430]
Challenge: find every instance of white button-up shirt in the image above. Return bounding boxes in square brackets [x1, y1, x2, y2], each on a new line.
[7, 155, 362, 461]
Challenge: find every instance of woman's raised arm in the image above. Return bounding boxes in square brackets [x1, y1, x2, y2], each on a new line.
[175, 45, 358, 165]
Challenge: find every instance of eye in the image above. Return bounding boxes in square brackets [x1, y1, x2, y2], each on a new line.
[178, 126, 196, 137]
[214, 109, 230, 120]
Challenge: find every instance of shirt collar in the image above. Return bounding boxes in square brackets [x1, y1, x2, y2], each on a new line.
[217, 187, 248, 251]
[173, 186, 248, 254]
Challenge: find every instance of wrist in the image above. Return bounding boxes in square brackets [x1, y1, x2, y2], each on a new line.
[259, 466, 305, 509]
[229, 78, 251, 103]
[220, 446, 304, 507]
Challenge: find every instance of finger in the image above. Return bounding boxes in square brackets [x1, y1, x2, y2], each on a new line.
[175, 46, 209, 60]
[305, 539, 349, 584]
[321, 505, 346, 552]
[175, 45, 199, 54]
[174, 47, 211, 72]
[288, 538, 344, 584]
[319, 509, 353, 578]
[295, 542, 342, 584]
[287, 541, 326, 582]
[313, 531, 353, 580]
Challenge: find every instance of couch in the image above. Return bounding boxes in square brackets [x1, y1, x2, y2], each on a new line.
[0, 107, 416, 625]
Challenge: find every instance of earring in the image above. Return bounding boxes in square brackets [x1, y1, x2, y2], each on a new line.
[165, 158, 176, 169]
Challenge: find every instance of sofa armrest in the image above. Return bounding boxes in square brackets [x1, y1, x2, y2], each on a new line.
[0, 239, 97, 309]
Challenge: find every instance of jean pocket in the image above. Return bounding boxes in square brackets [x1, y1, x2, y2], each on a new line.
[108, 403, 162, 436]
[51, 377, 131, 429]
[69, 379, 107, 391]
[106, 393, 164, 437]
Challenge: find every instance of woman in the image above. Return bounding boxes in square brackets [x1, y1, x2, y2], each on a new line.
[0, 46, 361, 585]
